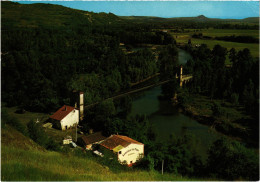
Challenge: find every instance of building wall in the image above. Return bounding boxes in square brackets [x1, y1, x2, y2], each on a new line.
[117, 143, 144, 165]
[61, 109, 79, 130]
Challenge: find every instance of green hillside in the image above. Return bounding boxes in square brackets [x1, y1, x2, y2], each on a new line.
[2, 1, 121, 29]
[2, 126, 198, 181]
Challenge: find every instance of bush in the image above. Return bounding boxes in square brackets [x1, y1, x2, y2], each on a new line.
[211, 102, 225, 118]
[178, 90, 192, 106]
[230, 93, 239, 105]
[207, 138, 259, 180]
[27, 120, 60, 151]
[134, 155, 154, 171]
[1, 109, 28, 136]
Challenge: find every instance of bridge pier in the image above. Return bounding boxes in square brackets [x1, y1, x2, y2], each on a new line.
[180, 65, 183, 87]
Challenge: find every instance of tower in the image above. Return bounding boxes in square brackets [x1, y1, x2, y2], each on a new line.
[72, 90, 84, 122]
[79, 92, 84, 121]
[180, 65, 183, 87]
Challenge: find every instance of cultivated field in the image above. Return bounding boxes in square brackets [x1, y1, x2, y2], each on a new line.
[172, 29, 259, 58]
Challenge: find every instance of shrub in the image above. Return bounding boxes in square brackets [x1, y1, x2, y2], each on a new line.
[211, 102, 225, 118]
[230, 93, 239, 105]
[27, 120, 60, 151]
[1, 109, 28, 136]
[207, 138, 259, 180]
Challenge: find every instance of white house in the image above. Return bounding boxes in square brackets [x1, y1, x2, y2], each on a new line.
[100, 135, 144, 166]
[50, 105, 79, 130]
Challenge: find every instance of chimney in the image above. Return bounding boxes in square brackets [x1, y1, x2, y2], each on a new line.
[79, 92, 84, 121]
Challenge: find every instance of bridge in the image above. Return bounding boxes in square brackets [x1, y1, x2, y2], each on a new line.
[84, 65, 192, 109]
[175, 65, 193, 87]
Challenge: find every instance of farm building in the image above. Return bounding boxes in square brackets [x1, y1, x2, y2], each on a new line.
[99, 135, 144, 166]
[50, 105, 79, 130]
[80, 132, 106, 150]
[63, 135, 73, 144]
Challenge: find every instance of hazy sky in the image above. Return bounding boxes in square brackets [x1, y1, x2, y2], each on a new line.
[17, 1, 259, 19]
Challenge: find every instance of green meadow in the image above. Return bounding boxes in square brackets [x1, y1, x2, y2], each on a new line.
[172, 29, 259, 58]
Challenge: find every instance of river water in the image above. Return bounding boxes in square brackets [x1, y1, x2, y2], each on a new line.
[129, 49, 221, 160]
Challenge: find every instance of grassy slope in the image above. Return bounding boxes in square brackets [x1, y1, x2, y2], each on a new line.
[2, 1, 121, 29]
[1, 105, 204, 181]
[2, 104, 85, 144]
[1, 125, 200, 181]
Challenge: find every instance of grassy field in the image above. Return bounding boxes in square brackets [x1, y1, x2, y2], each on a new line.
[2, 103, 50, 126]
[172, 29, 259, 58]
[183, 29, 259, 38]
[2, 104, 84, 144]
[1, 125, 204, 181]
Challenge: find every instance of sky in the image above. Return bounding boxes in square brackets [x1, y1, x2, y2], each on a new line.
[16, 1, 259, 19]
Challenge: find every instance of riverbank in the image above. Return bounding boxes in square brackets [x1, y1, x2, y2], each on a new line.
[177, 92, 258, 148]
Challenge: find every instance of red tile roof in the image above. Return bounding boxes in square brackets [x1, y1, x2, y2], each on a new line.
[81, 132, 106, 145]
[100, 135, 143, 150]
[50, 105, 76, 121]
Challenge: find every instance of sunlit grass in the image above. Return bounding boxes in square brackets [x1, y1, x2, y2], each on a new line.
[2, 145, 204, 181]
[171, 29, 259, 58]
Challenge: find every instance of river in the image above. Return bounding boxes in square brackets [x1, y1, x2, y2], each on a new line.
[129, 49, 221, 160]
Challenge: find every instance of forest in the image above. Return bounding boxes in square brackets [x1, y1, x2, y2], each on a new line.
[1, 2, 175, 112]
[1, 1, 259, 181]
[183, 44, 259, 118]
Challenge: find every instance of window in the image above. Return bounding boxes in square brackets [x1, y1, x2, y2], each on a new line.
[119, 151, 122, 154]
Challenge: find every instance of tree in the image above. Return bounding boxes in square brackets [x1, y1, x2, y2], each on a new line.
[207, 138, 259, 180]
[211, 102, 224, 118]
[230, 93, 239, 105]
[229, 48, 237, 64]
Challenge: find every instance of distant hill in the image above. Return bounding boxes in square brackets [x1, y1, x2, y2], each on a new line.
[242, 17, 259, 23]
[2, 2, 258, 29]
[120, 14, 259, 24]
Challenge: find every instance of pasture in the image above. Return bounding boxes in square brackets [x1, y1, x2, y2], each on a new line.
[172, 29, 259, 58]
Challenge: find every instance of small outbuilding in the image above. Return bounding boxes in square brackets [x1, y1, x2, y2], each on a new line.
[50, 105, 79, 130]
[99, 135, 144, 166]
[80, 132, 106, 150]
[63, 135, 73, 145]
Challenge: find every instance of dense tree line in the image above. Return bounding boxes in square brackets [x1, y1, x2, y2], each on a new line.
[214, 23, 259, 30]
[215, 35, 259, 43]
[1, 24, 164, 112]
[183, 44, 259, 118]
[192, 33, 259, 44]
[119, 30, 175, 46]
[192, 33, 212, 39]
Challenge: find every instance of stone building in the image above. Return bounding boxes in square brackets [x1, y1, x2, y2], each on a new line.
[50, 105, 79, 130]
